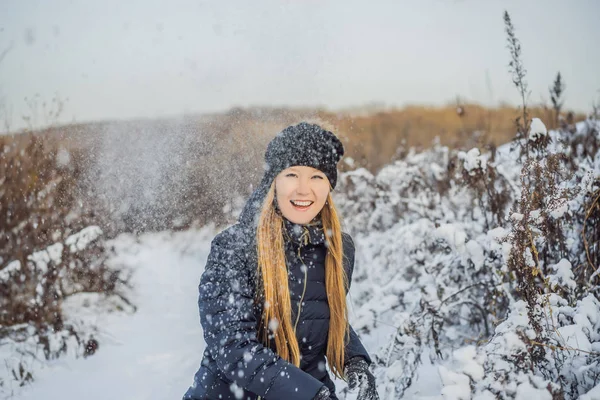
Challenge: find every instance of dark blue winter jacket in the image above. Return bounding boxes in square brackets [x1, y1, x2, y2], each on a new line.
[182, 217, 371, 400]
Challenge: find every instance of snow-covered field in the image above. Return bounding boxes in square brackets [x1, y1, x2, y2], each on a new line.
[5, 227, 213, 400]
[4, 223, 441, 400]
[2, 119, 600, 400]
[1, 215, 443, 400]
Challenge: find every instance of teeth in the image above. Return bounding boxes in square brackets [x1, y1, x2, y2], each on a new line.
[292, 200, 313, 207]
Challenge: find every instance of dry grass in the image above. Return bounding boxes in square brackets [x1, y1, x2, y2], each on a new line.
[0, 103, 587, 234]
[321, 103, 584, 172]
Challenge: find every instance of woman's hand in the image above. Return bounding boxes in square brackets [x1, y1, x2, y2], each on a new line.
[312, 386, 331, 400]
[344, 357, 379, 400]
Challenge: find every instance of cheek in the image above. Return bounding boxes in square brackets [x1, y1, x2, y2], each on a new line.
[315, 183, 330, 203]
[275, 179, 294, 201]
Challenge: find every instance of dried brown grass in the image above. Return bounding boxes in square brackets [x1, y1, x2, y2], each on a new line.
[1, 104, 586, 233]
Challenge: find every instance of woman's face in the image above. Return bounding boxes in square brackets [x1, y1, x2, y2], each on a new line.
[274, 166, 331, 225]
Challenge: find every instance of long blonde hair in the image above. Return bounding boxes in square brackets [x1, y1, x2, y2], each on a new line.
[255, 182, 350, 379]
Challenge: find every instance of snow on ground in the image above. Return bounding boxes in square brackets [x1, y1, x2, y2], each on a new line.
[13, 226, 214, 400]
[6, 118, 598, 399]
[8, 220, 441, 400]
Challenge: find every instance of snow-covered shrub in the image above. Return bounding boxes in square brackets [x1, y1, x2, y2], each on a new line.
[443, 292, 600, 399]
[428, 14, 600, 399]
[335, 140, 516, 398]
[0, 225, 135, 396]
[0, 135, 134, 396]
[333, 109, 600, 398]
[451, 145, 513, 231]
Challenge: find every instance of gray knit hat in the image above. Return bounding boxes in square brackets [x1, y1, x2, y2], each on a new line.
[238, 122, 344, 228]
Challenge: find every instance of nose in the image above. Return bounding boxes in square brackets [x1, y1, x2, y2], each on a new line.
[296, 176, 311, 195]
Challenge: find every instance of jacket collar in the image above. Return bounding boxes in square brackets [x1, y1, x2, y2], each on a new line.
[282, 215, 326, 247]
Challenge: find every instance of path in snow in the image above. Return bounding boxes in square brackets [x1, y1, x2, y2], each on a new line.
[16, 227, 215, 400]
[12, 224, 440, 400]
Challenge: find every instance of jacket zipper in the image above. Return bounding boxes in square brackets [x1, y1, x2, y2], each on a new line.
[258, 225, 312, 400]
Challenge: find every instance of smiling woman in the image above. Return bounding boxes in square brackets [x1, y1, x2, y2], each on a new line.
[275, 166, 331, 225]
[182, 122, 379, 400]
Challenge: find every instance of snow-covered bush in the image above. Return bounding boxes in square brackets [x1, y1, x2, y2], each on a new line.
[333, 112, 600, 398]
[334, 13, 600, 399]
[0, 225, 135, 396]
[0, 135, 135, 396]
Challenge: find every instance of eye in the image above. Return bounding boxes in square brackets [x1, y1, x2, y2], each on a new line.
[285, 173, 297, 178]
[312, 175, 324, 179]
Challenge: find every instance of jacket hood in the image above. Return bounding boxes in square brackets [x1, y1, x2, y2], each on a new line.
[237, 174, 272, 229]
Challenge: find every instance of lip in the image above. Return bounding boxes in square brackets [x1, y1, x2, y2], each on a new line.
[290, 200, 313, 211]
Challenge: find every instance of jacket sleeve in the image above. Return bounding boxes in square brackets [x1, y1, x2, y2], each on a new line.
[342, 233, 373, 366]
[199, 232, 325, 400]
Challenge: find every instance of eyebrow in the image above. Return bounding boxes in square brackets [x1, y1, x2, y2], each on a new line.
[288, 168, 324, 174]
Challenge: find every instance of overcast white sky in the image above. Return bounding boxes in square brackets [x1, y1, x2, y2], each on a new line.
[0, 0, 598, 131]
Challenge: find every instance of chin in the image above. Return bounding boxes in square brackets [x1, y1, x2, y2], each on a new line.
[287, 215, 316, 225]
[282, 209, 319, 225]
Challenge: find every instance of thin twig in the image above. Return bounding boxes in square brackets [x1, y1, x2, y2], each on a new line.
[583, 188, 600, 281]
[440, 282, 501, 306]
[529, 340, 600, 356]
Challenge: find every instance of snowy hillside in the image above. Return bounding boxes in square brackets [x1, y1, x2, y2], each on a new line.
[2, 118, 600, 400]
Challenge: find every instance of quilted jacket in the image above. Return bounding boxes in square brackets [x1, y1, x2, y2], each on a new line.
[182, 217, 371, 400]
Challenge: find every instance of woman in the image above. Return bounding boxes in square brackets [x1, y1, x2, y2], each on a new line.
[183, 122, 379, 400]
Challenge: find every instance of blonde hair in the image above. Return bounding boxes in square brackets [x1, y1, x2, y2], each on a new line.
[255, 182, 350, 379]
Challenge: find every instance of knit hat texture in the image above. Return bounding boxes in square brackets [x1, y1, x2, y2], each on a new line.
[238, 122, 344, 228]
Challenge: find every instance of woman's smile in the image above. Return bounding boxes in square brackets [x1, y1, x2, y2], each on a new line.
[291, 200, 314, 211]
[275, 166, 330, 224]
